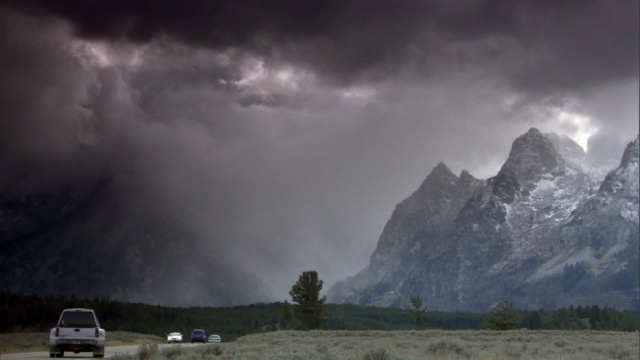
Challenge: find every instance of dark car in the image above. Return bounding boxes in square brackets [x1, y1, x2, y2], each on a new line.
[191, 329, 206, 343]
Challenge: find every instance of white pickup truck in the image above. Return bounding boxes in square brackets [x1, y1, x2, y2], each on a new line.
[49, 308, 106, 358]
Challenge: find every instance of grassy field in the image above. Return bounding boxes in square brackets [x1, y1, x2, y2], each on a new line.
[0, 331, 163, 354]
[110, 330, 639, 360]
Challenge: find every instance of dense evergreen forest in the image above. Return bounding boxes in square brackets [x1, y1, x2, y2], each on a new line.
[1, 293, 638, 341]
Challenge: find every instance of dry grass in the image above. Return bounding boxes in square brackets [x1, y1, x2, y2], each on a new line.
[116, 330, 639, 360]
[0, 331, 163, 354]
[3, 330, 638, 359]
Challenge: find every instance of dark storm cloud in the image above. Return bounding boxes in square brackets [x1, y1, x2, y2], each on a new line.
[5, 0, 638, 94]
[0, 0, 637, 301]
[0, 10, 147, 196]
[0, 12, 99, 195]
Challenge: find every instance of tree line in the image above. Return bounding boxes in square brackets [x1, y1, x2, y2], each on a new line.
[1, 292, 638, 339]
[483, 300, 640, 331]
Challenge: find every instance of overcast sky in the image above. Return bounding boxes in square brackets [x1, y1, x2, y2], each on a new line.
[1, 0, 638, 300]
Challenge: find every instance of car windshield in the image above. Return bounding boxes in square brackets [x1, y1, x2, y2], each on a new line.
[59, 311, 96, 327]
[169, 333, 180, 336]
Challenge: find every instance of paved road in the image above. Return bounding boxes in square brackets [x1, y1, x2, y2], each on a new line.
[1, 343, 207, 360]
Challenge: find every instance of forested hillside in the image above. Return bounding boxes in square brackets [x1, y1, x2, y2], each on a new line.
[1, 293, 638, 340]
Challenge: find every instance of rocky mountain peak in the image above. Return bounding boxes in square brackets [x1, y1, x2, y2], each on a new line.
[620, 134, 639, 168]
[329, 129, 639, 311]
[498, 128, 563, 182]
[349, 162, 484, 305]
[401, 162, 458, 208]
[429, 162, 457, 182]
[459, 169, 477, 185]
[598, 134, 639, 200]
[490, 128, 588, 204]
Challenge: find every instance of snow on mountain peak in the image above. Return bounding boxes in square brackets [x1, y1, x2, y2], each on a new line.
[328, 129, 639, 311]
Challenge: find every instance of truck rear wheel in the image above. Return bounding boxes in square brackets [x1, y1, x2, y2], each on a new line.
[93, 346, 105, 358]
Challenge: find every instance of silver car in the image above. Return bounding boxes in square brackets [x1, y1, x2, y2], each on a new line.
[208, 335, 221, 343]
[167, 332, 183, 343]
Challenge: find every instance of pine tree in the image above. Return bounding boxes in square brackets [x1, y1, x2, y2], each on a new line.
[289, 271, 327, 330]
[484, 301, 519, 330]
[405, 296, 428, 329]
[280, 300, 294, 329]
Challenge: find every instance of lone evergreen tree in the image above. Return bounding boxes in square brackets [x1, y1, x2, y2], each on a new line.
[405, 296, 428, 328]
[280, 300, 294, 329]
[289, 270, 327, 330]
[484, 301, 520, 330]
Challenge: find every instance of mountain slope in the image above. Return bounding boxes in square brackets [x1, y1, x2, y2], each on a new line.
[329, 163, 484, 307]
[0, 177, 270, 306]
[328, 129, 639, 311]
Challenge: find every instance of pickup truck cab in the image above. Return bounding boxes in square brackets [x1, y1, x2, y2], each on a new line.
[49, 308, 106, 358]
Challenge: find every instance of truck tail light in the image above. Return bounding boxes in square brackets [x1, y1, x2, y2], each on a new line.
[95, 327, 99, 337]
[55, 327, 59, 337]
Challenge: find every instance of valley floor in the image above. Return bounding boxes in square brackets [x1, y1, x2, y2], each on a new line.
[114, 330, 637, 360]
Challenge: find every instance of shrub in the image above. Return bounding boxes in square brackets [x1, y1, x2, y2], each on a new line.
[426, 340, 470, 359]
[136, 344, 159, 360]
[362, 347, 391, 360]
[608, 345, 631, 360]
[201, 345, 223, 356]
[162, 346, 183, 360]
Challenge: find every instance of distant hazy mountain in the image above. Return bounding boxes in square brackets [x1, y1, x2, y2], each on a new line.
[328, 128, 639, 311]
[0, 176, 270, 306]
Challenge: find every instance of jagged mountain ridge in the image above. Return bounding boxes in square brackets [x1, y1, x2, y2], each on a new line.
[0, 177, 270, 306]
[328, 128, 639, 311]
